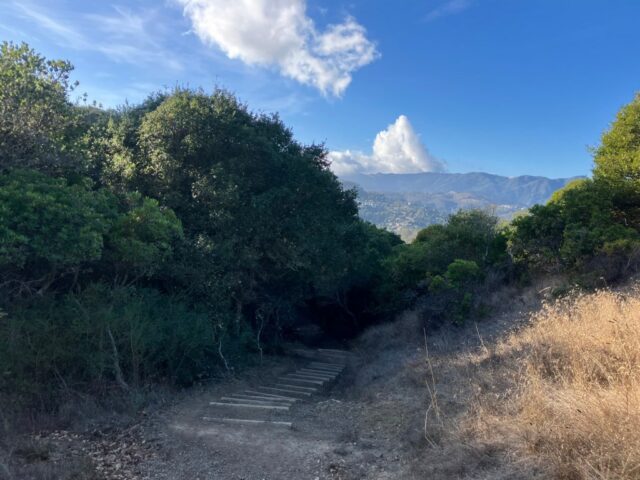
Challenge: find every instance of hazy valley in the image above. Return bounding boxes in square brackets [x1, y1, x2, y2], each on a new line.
[343, 172, 580, 239]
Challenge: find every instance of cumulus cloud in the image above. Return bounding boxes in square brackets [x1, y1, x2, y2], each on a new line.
[177, 0, 379, 97]
[329, 115, 446, 176]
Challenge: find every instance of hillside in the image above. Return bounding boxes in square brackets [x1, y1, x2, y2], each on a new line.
[11, 280, 637, 479]
[343, 172, 580, 239]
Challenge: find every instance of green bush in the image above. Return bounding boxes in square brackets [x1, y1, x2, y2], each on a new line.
[0, 284, 220, 399]
[381, 211, 508, 324]
[0, 44, 398, 405]
[508, 177, 640, 282]
[0, 170, 113, 268]
[106, 193, 183, 279]
[0, 42, 83, 173]
[446, 259, 481, 287]
[0, 169, 183, 297]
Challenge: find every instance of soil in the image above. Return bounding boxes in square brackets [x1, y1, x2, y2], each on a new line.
[4, 340, 428, 480]
[130, 345, 427, 480]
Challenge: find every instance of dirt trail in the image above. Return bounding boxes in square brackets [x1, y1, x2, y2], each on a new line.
[130, 341, 428, 480]
[130, 289, 538, 480]
[10, 289, 539, 480]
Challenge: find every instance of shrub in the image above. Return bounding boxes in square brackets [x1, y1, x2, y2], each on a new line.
[384, 210, 509, 324]
[0, 170, 115, 295]
[445, 259, 481, 287]
[0, 42, 81, 173]
[508, 178, 640, 283]
[0, 169, 183, 298]
[0, 284, 219, 402]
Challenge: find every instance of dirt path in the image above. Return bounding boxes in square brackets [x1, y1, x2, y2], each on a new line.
[9, 288, 541, 480]
[129, 342, 427, 480]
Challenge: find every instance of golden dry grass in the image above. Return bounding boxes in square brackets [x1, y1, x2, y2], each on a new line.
[477, 289, 640, 479]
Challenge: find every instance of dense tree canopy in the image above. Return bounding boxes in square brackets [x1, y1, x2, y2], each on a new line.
[379, 210, 509, 323]
[0, 169, 183, 297]
[594, 93, 640, 190]
[0, 43, 397, 400]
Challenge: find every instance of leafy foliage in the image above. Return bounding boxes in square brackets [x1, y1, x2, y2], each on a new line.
[508, 179, 640, 284]
[0, 42, 81, 173]
[106, 194, 183, 279]
[4, 43, 640, 409]
[508, 94, 640, 284]
[0, 285, 217, 396]
[593, 93, 640, 191]
[0, 45, 394, 403]
[0, 170, 114, 294]
[381, 210, 509, 323]
[0, 169, 183, 297]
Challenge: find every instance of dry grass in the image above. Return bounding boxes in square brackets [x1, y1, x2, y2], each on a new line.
[359, 282, 640, 478]
[472, 288, 640, 479]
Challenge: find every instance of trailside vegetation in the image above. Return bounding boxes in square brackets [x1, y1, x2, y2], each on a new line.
[378, 210, 509, 324]
[0, 43, 398, 403]
[2, 41, 640, 412]
[507, 94, 640, 286]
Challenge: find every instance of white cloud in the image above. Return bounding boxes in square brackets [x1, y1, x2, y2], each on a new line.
[177, 0, 379, 97]
[329, 115, 446, 176]
[425, 0, 472, 22]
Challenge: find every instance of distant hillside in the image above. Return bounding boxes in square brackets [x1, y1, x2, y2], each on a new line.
[342, 172, 582, 240]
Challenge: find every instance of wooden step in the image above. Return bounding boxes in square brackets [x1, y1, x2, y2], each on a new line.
[288, 373, 333, 381]
[281, 376, 325, 385]
[259, 386, 312, 396]
[244, 391, 299, 401]
[309, 362, 344, 369]
[226, 395, 295, 404]
[275, 383, 317, 392]
[209, 402, 289, 411]
[298, 368, 337, 377]
[203, 417, 292, 428]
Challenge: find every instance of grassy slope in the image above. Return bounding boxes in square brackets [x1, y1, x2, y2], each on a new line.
[471, 287, 640, 479]
[356, 279, 639, 479]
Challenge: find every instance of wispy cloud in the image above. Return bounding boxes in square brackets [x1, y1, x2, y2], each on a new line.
[9, 2, 183, 71]
[78, 81, 167, 107]
[12, 2, 85, 44]
[177, 0, 379, 97]
[0, 22, 31, 39]
[425, 0, 473, 22]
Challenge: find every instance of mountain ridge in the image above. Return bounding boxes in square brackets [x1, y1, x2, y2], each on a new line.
[341, 171, 583, 207]
[341, 171, 584, 240]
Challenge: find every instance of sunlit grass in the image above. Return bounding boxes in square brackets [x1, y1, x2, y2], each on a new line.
[481, 289, 640, 479]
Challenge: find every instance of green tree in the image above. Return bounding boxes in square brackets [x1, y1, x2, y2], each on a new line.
[0, 42, 80, 173]
[446, 259, 481, 287]
[128, 89, 378, 337]
[106, 194, 183, 282]
[508, 177, 640, 281]
[0, 170, 114, 295]
[0, 169, 183, 298]
[593, 93, 640, 190]
[383, 210, 508, 323]
[0, 44, 403, 402]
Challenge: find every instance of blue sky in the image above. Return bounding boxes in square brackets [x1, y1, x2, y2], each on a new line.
[1, 0, 639, 178]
